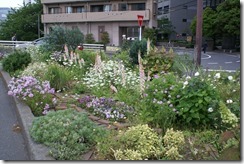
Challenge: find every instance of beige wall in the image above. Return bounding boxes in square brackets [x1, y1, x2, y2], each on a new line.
[41, 0, 157, 46]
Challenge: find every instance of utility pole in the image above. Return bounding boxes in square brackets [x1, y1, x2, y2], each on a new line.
[195, 0, 203, 67]
[38, 14, 40, 38]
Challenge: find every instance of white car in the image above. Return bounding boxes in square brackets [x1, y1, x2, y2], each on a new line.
[15, 37, 46, 49]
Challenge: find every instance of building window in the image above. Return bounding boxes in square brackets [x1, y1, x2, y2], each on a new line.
[182, 19, 187, 22]
[163, 5, 169, 14]
[127, 27, 139, 39]
[104, 4, 112, 12]
[73, 6, 85, 13]
[131, 3, 145, 11]
[91, 5, 103, 12]
[65, 6, 72, 13]
[119, 3, 127, 11]
[48, 7, 61, 14]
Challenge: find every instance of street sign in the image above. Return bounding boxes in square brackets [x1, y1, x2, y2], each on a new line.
[137, 15, 144, 27]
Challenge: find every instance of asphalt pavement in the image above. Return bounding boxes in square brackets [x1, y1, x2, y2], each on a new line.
[0, 73, 29, 160]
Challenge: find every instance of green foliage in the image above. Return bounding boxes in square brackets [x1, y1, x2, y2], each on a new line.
[142, 46, 175, 77]
[139, 73, 178, 131]
[173, 75, 221, 128]
[219, 101, 238, 129]
[170, 54, 195, 77]
[44, 62, 74, 91]
[143, 28, 157, 45]
[44, 26, 84, 51]
[157, 18, 175, 41]
[0, 1, 43, 40]
[129, 39, 147, 65]
[111, 50, 133, 69]
[2, 50, 31, 75]
[163, 128, 185, 160]
[100, 31, 110, 45]
[85, 33, 95, 44]
[30, 109, 108, 160]
[96, 124, 164, 160]
[216, 0, 240, 36]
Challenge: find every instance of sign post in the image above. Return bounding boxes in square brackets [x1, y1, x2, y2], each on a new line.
[137, 15, 144, 41]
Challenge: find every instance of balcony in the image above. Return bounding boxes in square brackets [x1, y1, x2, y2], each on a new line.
[41, 10, 150, 23]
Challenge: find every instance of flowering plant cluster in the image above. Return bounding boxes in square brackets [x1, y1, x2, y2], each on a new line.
[50, 45, 85, 69]
[21, 62, 48, 80]
[78, 95, 134, 122]
[83, 60, 140, 90]
[141, 73, 179, 129]
[8, 76, 56, 116]
[219, 101, 238, 128]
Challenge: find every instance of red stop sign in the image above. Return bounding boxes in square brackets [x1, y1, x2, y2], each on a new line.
[137, 15, 144, 27]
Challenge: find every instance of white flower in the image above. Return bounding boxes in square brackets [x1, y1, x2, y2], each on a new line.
[194, 72, 200, 76]
[208, 107, 213, 113]
[186, 76, 191, 80]
[228, 76, 233, 81]
[183, 81, 188, 86]
[214, 73, 221, 79]
[226, 99, 233, 104]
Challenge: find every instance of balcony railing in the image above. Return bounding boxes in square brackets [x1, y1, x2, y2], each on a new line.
[42, 10, 150, 23]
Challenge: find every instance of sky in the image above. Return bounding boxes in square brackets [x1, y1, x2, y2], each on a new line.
[0, 0, 25, 8]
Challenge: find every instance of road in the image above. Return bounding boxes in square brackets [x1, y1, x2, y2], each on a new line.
[0, 74, 29, 160]
[172, 48, 240, 71]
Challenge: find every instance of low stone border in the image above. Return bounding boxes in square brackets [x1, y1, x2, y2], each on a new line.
[0, 69, 54, 160]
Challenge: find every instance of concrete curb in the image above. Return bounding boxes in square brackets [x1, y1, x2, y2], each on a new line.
[0, 69, 54, 160]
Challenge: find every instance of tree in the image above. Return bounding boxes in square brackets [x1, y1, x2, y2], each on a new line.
[100, 31, 110, 45]
[143, 27, 157, 46]
[190, 0, 240, 49]
[157, 18, 175, 41]
[0, 0, 43, 41]
[44, 26, 84, 51]
[215, 0, 240, 37]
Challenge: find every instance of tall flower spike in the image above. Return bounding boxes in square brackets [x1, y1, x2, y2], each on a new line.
[147, 38, 151, 55]
[138, 50, 145, 95]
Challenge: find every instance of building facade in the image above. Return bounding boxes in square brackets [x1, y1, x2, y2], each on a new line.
[0, 8, 11, 22]
[157, 0, 224, 41]
[41, 0, 158, 46]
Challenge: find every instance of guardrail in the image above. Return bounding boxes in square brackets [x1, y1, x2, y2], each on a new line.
[0, 40, 31, 48]
[82, 43, 105, 51]
[0, 40, 105, 51]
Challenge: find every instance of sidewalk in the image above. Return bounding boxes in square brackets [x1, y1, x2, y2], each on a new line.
[0, 67, 53, 160]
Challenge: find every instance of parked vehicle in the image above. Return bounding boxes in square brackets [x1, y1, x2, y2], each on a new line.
[15, 37, 46, 49]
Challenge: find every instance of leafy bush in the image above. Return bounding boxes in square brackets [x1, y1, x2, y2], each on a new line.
[30, 109, 108, 160]
[100, 31, 110, 45]
[163, 128, 185, 160]
[85, 33, 95, 44]
[129, 39, 147, 65]
[172, 73, 221, 128]
[219, 101, 238, 129]
[44, 26, 84, 51]
[140, 73, 178, 131]
[2, 50, 31, 75]
[96, 124, 164, 160]
[7, 76, 56, 116]
[142, 46, 175, 77]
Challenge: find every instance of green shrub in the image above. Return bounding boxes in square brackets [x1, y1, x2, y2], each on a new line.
[30, 109, 108, 160]
[44, 62, 74, 91]
[172, 74, 221, 128]
[142, 28, 157, 46]
[45, 26, 84, 51]
[85, 33, 95, 44]
[129, 39, 147, 65]
[100, 31, 110, 45]
[96, 124, 164, 160]
[142, 46, 175, 77]
[139, 73, 178, 131]
[2, 50, 31, 75]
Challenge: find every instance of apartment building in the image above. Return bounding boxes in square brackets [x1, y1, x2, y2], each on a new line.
[41, 0, 158, 46]
[0, 8, 11, 22]
[158, 0, 224, 40]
